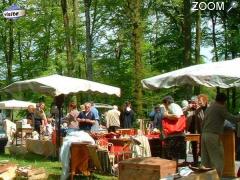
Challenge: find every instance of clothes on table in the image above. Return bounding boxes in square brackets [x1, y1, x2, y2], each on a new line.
[132, 135, 151, 158]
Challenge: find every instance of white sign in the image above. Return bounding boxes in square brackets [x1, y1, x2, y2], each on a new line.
[3, 4, 25, 20]
[3, 9, 25, 19]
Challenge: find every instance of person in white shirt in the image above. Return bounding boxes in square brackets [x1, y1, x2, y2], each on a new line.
[106, 105, 120, 132]
[163, 96, 183, 120]
[162, 95, 186, 160]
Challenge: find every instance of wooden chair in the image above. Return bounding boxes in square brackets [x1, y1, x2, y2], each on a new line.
[70, 143, 102, 180]
[70, 143, 91, 180]
[108, 141, 132, 163]
[87, 144, 102, 172]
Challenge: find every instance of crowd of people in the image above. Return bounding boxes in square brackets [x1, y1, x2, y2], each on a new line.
[24, 100, 136, 139]
[148, 92, 240, 177]
[62, 101, 135, 134]
[7, 92, 239, 178]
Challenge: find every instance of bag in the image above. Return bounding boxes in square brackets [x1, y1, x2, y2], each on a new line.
[162, 115, 186, 137]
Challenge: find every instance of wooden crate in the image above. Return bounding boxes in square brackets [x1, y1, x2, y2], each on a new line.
[0, 163, 17, 180]
[119, 157, 176, 180]
[221, 130, 236, 177]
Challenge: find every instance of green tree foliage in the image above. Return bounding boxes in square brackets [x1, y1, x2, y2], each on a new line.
[0, 0, 239, 117]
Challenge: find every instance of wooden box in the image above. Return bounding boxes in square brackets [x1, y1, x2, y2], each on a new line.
[118, 157, 176, 180]
[221, 130, 236, 177]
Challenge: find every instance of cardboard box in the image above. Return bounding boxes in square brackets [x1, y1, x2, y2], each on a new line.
[119, 157, 176, 180]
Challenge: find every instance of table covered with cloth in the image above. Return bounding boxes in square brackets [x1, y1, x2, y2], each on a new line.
[26, 139, 56, 157]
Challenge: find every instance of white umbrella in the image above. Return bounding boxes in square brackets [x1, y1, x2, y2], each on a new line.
[0, 99, 36, 110]
[142, 58, 240, 89]
[1, 74, 121, 152]
[1, 74, 121, 97]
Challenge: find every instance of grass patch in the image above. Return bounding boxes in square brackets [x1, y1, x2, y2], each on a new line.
[0, 151, 117, 180]
[0, 152, 61, 175]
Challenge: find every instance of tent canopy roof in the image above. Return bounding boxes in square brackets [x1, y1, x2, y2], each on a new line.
[1, 74, 121, 97]
[142, 58, 240, 89]
[0, 99, 36, 110]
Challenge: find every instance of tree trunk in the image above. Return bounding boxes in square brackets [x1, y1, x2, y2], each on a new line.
[61, 0, 73, 76]
[72, 0, 78, 76]
[195, 7, 201, 65]
[210, 13, 220, 93]
[7, 19, 14, 85]
[231, 53, 236, 112]
[211, 13, 218, 62]
[17, 30, 24, 80]
[127, 0, 144, 117]
[194, 4, 201, 94]
[183, 0, 191, 66]
[183, 0, 192, 96]
[84, 0, 93, 80]
[72, 0, 77, 49]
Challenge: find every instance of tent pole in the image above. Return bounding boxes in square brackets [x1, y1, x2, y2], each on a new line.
[54, 94, 65, 159]
[11, 110, 13, 121]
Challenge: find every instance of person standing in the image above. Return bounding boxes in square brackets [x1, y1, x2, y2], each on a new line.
[106, 105, 120, 132]
[26, 105, 35, 127]
[186, 94, 208, 165]
[201, 93, 240, 177]
[64, 102, 79, 133]
[90, 102, 100, 132]
[122, 101, 134, 128]
[149, 105, 164, 129]
[34, 102, 47, 135]
[90, 102, 99, 120]
[77, 102, 96, 131]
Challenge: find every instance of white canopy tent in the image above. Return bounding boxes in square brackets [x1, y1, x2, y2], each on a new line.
[141, 58, 240, 89]
[1, 74, 121, 152]
[0, 99, 36, 121]
[0, 99, 36, 110]
[1, 74, 121, 97]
